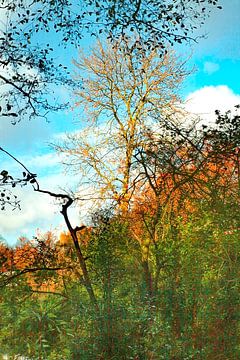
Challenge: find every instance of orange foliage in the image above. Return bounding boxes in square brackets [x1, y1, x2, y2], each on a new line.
[58, 227, 92, 247]
[59, 231, 72, 246]
[129, 144, 240, 245]
[0, 232, 65, 292]
[13, 240, 37, 270]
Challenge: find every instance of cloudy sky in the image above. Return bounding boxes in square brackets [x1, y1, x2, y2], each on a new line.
[1, 0, 240, 245]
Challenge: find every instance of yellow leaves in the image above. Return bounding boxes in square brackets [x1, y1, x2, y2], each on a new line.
[59, 232, 72, 247]
[13, 243, 37, 270]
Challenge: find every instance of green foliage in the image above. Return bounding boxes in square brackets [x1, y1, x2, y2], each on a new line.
[1, 194, 240, 359]
[1, 108, 240, 359]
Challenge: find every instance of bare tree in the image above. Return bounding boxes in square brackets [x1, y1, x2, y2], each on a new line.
[56, 39, 190, 212]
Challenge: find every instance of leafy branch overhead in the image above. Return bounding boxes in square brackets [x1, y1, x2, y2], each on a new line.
[93, 0, 222, 47]
[0, 0, 221, 122]
[0, 41, 75, 123]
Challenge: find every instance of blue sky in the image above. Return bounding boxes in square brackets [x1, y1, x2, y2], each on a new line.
[1, 0, 240, 245]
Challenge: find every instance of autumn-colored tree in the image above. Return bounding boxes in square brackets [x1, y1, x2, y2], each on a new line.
[56, 39, 190, 213]
[126, 108, 240, 349]
[0, 232, 71, 296]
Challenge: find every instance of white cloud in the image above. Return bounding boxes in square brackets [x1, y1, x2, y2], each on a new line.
[0, 182, 60, 240]
[0, 150, 66, 242]
[0, 149, 85, 245]
[24, 152, 62, 173]
[0, 173, 76, 245]
[185, 85, 240, 124]
[203, 61, 220, 75]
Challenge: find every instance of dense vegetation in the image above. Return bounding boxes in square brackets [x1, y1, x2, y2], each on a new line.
[1, 105, 239, 359]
